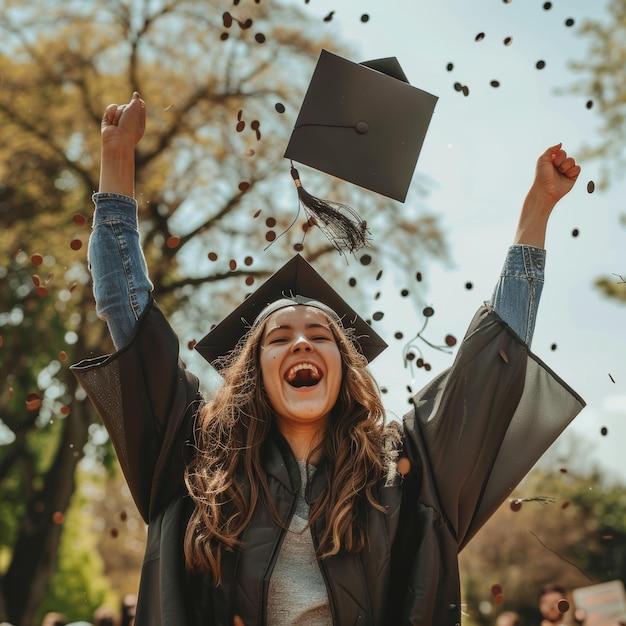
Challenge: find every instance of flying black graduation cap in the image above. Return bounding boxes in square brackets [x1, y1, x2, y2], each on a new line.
[282, 49, 438, 252]
[194, 254, 387, 368]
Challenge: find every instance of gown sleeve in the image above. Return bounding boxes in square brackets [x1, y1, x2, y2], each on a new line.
[71, 300, 202, 522]
[404, 305, 585, 550]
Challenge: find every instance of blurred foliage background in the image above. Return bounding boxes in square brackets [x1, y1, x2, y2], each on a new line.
[0, 0, 624, 624]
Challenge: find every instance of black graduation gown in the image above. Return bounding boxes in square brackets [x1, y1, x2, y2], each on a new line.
[71, 300, 584, 625]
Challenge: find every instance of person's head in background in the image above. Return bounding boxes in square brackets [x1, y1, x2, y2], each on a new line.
[496, 610, 521, 626]
[93, 604, 116, 626]
[539, 583, 570, 625]
[120, 594, 137, 626]
[41, 613, 67, 626]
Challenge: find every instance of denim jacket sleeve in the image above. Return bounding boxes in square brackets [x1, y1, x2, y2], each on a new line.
[88, 192, 153, 350]
[490, 244, 545, 346]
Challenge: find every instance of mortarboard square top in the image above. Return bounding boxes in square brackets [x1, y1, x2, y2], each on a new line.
[284, 49, 438, 203]
[194, 255, 387, 369]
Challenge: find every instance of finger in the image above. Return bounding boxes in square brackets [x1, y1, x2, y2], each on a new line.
[112, 104, 126, 126]
[544, 142, 562, 159]
[551, 149, 567, 169]
[102, 103, 119, 126]
[232, 616, 245, 626]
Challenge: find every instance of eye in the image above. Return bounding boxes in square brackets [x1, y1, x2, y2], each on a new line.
[267, 336, 289, 344]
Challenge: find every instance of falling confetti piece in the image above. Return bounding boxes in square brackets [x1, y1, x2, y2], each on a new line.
[543, 1, 552, 9]
[293, 243, 304, 252]
[245, 276, 254, 286]
[558, 599, 570, 613]
[397, 457, 411, 475]
[394, 331, 403, 339]
[60, 406, 70, 416]
[220, 33, 229, 41]
[187, 339, 196, 350]
[223, 11, 233, 27]
[236, 120, 245, 132]
[465, 282, 473, 290]
[265, 217, 276, 227]
[572, 228, 579, 237]
[239, 181, 250, 192]
[52, 511, 65, 524]
[475, 32, 485, 42]
[208, 252, 218, 261]
[510, 500, 522, 512]
[376, 270, 383, 280]
[536, 60, 546, 69]
[244, 256, 253, 266]
[111, 528, 119, 538]
[551, 343, 557, 350]
[72, 214, 87, 226]
[586, 100, 593, 109]
[445, 335, 457, 347]
[253, 209, 262, 218]
[490, 80, 500, 88]
[446, 62, 453, 71]
[423, 306, 434, 317]
[601, 426, 608, 436]
[255, 33, 266, 43]
[166, 236, 180, 248]
[229, 259, 237, 270]
[491, 584, 503, 597]
[265, 231, 276, 242]
[35, 286, 48, 298]
[31, 254, 43, 265]
[360, 254, 372, 266]
[275, 102, 285, 113]
[59, 351, 67, 361]
[372, 311, 384, 321]
[400, 289, 409, 297]
[503, 36, 513, 45]
[565, 18, 575, 27]
[349, 277, 357, 287]
[587, 180, 595, 193]
[323, 11, 334, 22]
[361, 14, 369, 22]
[32, 275, 40, 287]
[416, 272, 422, 282]
[26, 393, 42, 410]
[462, 85, 469, 96]
[609, 373, 615, 383]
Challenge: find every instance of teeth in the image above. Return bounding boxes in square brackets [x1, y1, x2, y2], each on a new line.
[286, 363, 321, 382]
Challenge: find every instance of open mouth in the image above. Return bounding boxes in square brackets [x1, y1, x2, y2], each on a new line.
[286, 363, 322, 388]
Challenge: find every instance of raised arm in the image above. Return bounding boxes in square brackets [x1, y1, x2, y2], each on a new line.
[492, 143, 580, 344]
[514, 142, 580, 247]
[89, 93, 152, 349]
[99, 91, 146, 196]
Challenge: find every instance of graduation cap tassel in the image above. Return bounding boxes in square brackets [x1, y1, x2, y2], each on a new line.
[290, 164, 371, 254]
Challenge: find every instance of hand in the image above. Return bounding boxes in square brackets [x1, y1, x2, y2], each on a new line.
[233, 616, 245, 626]
[101, 91, 146, 152]
[514, 143, 580, 247]
[531, 142, 581, 207]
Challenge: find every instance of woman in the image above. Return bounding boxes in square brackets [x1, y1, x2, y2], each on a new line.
[72, 93, 585, 625]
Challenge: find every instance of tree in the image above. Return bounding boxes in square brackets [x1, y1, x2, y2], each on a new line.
[0, 1, 446, 623]
[567, 0, 626, 304]
[459, 446, 626, 624]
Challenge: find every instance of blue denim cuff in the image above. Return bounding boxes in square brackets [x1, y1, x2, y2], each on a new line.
[491, 244, 546, 346]
[92, 192, 138, 228]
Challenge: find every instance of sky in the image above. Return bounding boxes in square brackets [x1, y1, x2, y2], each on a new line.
[279, 0, 626, 483]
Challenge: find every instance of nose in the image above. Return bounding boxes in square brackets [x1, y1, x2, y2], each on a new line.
[292, 334, 313, 352]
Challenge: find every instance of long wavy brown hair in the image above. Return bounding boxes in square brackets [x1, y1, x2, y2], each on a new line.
[183, 308, 398, 582]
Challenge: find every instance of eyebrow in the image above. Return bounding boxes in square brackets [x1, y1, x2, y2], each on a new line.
[264, 322, 332, 340]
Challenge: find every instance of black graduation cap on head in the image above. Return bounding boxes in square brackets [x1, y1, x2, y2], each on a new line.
[283, 49, 438, 252]
[194, 254, 388, 369]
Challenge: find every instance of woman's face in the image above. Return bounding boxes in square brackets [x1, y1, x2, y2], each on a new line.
[259, 305, 343, 430]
